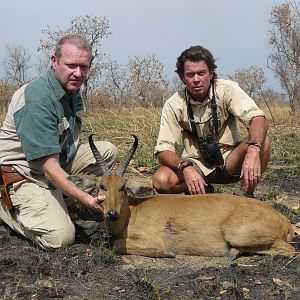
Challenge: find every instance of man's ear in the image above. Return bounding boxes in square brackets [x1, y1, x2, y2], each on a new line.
[51, 54, 58, 70]
[67, 175, 98, 190]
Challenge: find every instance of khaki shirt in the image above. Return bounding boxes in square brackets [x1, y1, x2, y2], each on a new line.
[154, 79, 265, 175]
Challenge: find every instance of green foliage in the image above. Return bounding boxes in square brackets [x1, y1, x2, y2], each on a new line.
[269, 129, 300, 165]
[259, 256, 276, 273]
[270, 203, 300, 224]
[264, 166, 300, 182]
[128, 269, 171, 300]
[89, 232, 117, 264]
[256, 187, 281, 202]
[0, 227, 11, 245]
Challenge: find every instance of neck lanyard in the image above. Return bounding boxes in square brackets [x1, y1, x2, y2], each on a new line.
[187, 80, 219, 139]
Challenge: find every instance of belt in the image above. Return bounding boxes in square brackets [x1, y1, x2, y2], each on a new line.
[0, 165, 25, 185]
[0, 165, 25, 209]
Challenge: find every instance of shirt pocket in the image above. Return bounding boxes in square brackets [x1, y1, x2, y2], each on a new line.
[58, 117, 70, 136]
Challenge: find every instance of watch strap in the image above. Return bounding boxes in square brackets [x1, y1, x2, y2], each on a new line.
[178, 160, 193, 174]
[246, 140, 262, 149]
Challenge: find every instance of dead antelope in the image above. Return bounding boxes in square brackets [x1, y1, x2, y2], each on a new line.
[68, 135, 295, 259]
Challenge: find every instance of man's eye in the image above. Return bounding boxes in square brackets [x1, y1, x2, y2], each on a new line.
[67, 64, 77, 69]
[186, 73, 195, 78]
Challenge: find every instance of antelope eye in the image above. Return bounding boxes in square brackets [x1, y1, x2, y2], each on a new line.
[119, 185, 125, 192]
[99, 183, 107, 191]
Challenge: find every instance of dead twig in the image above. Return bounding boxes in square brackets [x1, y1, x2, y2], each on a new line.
[282, 253, 300, 269]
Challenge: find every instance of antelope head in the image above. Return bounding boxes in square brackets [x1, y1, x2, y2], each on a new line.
[68, 134, 142, 224]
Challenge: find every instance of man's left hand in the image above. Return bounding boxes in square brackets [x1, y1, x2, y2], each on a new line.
[240, 145, 261, 191]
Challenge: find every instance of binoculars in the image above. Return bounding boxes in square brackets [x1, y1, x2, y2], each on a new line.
[196, 135, 224, 169]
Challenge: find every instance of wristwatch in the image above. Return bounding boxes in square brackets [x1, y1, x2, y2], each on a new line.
[177, 160, 193, 174]
[246, 140, 262, 149]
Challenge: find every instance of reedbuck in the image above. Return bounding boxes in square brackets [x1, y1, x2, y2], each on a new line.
[68, 135, 295, 259]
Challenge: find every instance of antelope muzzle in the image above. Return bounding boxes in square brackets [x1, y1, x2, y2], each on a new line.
[106, 210, 120, 222]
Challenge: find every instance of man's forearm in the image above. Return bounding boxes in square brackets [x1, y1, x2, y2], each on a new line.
[157, 150, 181, 171]
[40, 155, 91, 207]
[248, 116, 268, 143]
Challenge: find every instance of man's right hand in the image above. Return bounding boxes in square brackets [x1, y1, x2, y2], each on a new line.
[183, 166, 208, 194]
[87, 195, 105, 214]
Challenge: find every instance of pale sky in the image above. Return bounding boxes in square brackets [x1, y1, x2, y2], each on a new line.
[0, 0, 285, 91]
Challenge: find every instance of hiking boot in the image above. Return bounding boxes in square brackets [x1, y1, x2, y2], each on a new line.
[64, 197, 104, 222]
[233, 190, 255, 198]
[74, 219, 101, 236]
[0, 219, 8, 235]
[244, 191, 255, 198]
[205, 184, 215, 194]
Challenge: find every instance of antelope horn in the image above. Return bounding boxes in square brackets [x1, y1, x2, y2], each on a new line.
[116, 135, 138, 177]
[88, 134, 110, 176]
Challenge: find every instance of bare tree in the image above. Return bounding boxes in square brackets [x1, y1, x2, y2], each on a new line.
[102, 59, 131, 105]
[170, 75, 185, 95]
[2, 44, 32, 86]
[0, 79, 15, 115]
[268, 0, 300, 111]
[127, 55, 168, 104]
[35, 49, 51, 76]
[38, 15, 111, 109]
[102, 55, 168, 106]
[228, 66, 266, 98]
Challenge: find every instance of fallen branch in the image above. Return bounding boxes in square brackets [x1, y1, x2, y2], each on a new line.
[283, 253, 300, 269]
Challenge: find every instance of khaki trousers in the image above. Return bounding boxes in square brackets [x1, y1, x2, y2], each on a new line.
[0, 141, 118, 250]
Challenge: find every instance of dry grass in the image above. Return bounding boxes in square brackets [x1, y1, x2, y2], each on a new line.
[82, 104, 161, 171]
[1, 102, 299, 170]
[81, 102, 300, 170]
[259, 102, 299, 127]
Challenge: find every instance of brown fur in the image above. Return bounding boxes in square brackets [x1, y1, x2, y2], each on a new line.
[68, 173, 295, 259]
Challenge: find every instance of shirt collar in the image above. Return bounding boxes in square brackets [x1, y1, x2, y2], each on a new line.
[45, 68, 65, 100]
[185, 84, 213, 106]
[46, 67, 80, 102]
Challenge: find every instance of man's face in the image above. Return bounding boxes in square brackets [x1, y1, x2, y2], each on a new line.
[51, 43, 91, 93]
[183, 60, 213, 102]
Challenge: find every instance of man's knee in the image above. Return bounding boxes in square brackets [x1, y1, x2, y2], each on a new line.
[37, 223, 76, 250]
[153, 167, 177, 192]
[94, 141, 119, 171]
[105, 142, 119, 164]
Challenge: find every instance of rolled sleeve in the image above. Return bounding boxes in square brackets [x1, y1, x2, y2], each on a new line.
[243, 109, 265, 128]
[226, 81, 265, 128]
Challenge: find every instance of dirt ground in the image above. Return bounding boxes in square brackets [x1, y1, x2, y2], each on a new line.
[0, 162, 299, 300]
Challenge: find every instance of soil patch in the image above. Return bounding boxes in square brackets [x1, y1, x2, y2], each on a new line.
[0, 166, 299, 300]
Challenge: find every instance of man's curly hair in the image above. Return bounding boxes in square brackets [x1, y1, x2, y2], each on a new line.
[176, 45, 217, 82]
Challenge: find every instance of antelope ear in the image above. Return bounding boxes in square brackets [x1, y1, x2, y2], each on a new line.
[67, 175, 98, 190]
[125, 179, 156, 198]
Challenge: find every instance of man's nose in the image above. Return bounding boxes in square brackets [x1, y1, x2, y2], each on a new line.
[193, 74, 200, 81]
[73, 67, 82, 76]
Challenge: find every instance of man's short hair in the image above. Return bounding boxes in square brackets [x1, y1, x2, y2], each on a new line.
[54, 34, 92, 60]
[176, 45, 217, 81]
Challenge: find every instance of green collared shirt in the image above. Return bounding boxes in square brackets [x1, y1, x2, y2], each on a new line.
[0, 68, 84, 186]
